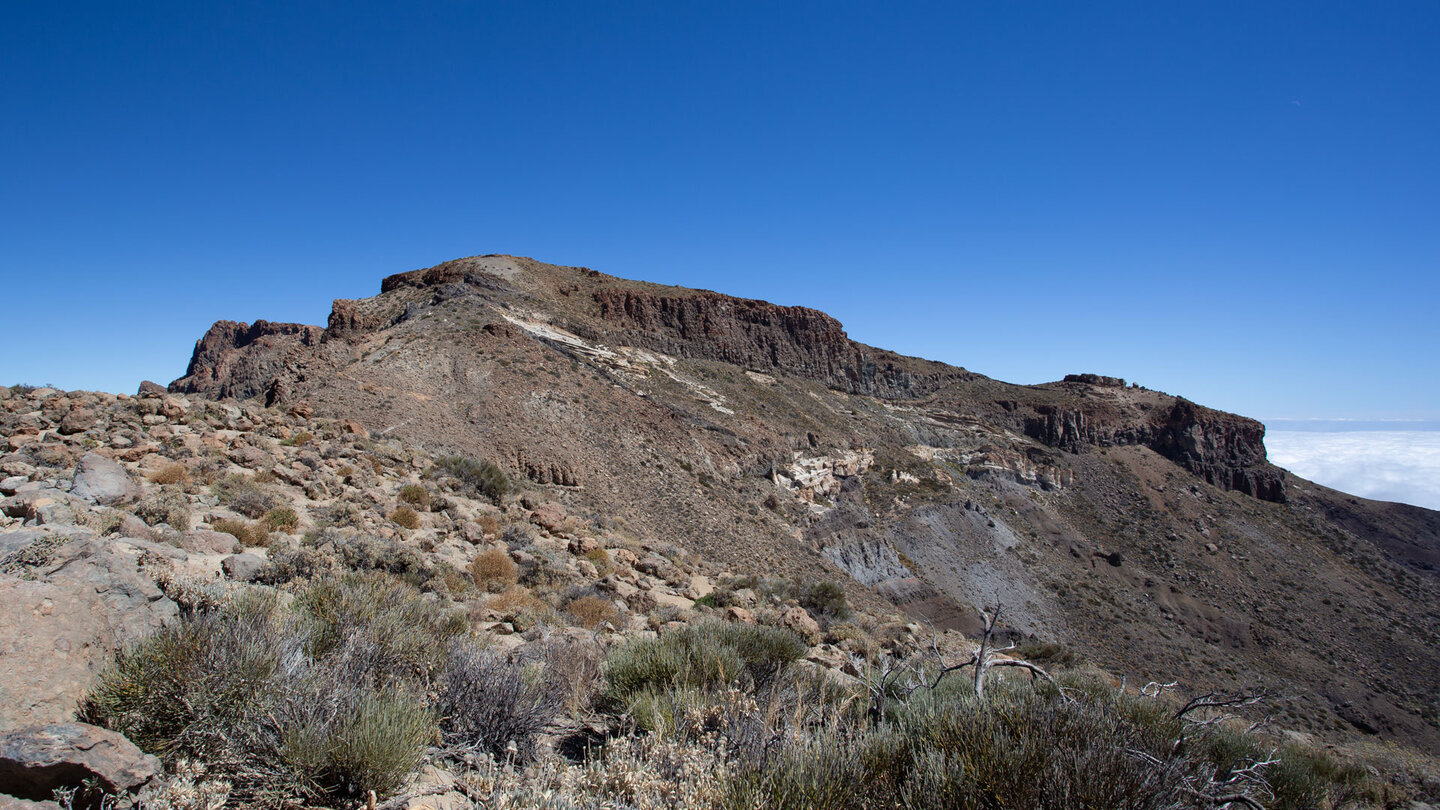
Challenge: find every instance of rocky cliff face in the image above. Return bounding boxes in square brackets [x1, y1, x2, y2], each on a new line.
[1021, 398, 1285, 502]
[171, 320, 322, 403]
[579, 288, 958, 399]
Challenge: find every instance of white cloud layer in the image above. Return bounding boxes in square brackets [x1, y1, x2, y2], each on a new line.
[1265, 431, 1440, 511]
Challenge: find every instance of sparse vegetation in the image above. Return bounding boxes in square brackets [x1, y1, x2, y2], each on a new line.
[210, 518, 269, 547]
[133, 487, 191, 530]
[388, 505, 420, 529]
[470, 547, 518, 592]
[397, 483, 431, 508]
[262, 505, 299, 533]
[432, 454, 511, 504]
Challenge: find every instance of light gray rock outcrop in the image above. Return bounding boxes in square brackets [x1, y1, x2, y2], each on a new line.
[0, 529, 177, 729]
[68, 454, 137, 506]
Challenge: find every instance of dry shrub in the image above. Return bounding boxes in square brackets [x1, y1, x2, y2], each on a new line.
[389, 506, 421, 530]
[147, 463, 188, 485]
[210, 518, 269, 548]
[486, 586, 557, 631]
[470, 548, 518, 592]
[440, 643, 560, 762]
[475, 513, 501, 539]
[134, 488, 191, 530]
[397, 484, 431, 509]
[564, 594, 619, 630]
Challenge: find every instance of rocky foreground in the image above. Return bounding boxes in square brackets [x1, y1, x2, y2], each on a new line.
[2, 383, 1439, 809]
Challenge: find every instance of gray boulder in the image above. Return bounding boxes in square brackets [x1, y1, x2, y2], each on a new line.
[221, 553, 265, 582]
[0, 528, 177, 728]
[180, 530, 237, 555]
[68, 454, 137, 506]
[0, 723, 159, 800]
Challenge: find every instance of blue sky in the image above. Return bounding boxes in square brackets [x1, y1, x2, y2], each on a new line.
[2, 2, 1437, 424]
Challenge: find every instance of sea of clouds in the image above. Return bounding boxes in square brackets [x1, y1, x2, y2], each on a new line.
[1265, 429, 1440, 511]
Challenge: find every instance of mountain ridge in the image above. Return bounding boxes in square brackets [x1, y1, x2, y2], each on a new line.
[166, 253, 1440, 750]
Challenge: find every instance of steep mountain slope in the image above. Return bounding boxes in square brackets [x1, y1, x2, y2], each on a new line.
[171, 254, 1440, 750]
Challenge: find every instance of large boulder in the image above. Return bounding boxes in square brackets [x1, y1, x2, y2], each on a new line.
[0, 529, 177, 729]
[68, 455, 137, 506]
[0, 723, 159, 800]
[221, 553, 265, 582]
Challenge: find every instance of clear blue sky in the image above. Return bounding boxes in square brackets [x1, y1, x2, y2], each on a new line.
[3, 1, 1437, 423]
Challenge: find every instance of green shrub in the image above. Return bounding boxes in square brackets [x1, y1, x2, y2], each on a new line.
[295, 574, 467, 682]
[262, 506, 300, 533]
[1014, 640, 1080, 668]
[397, 483, 431, 508]
[80, 576, 457, 807]
[433, 455, 511, 504]
[800, 581, 852, 621]
[602, 620, 806, 712]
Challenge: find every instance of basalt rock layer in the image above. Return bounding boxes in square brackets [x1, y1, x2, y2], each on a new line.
[168, 254, 1440, 751]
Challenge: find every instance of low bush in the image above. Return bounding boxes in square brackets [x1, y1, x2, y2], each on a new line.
[433, 455, 511, 504]
[211, 518, 269, 548]
[81, 576, 459, 807]
[215, 474, 279, 519]
[470, 548, 518, 592]
[602, 620, 807, 712]
[133, 488, 191, 530]
[564, 594, 620, 630]
[262, 506, 299, 533]
[486, 586, 557, 632]
[278, 432, 312, 447]
[388, 506, 420, 529]
[397, 483, 431, 509]
[475, 513, 501, 539]
[800, 581, 852, 622]
[582, 547, 612, 575]
[146, 463, 188, 485]
[439, 643, 560, 762]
